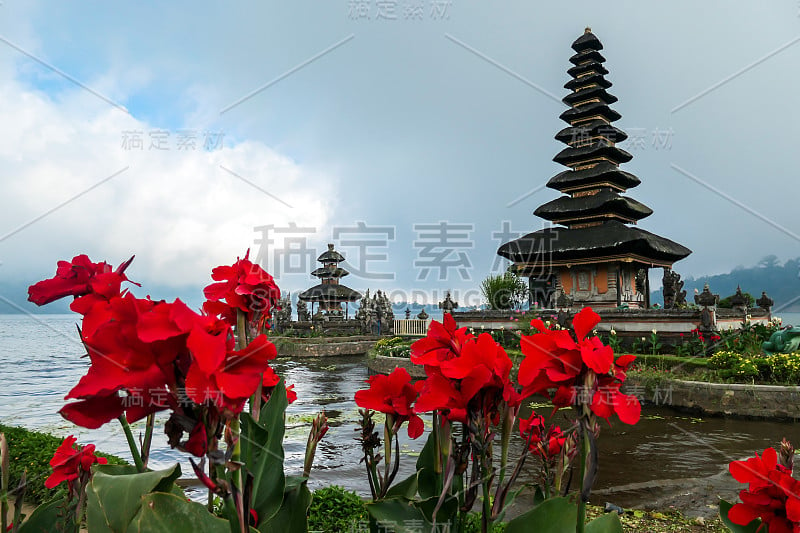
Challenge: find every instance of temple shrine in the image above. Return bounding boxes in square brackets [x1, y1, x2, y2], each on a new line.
[498, 28, 691, 309]
[298, 244, 361, 318]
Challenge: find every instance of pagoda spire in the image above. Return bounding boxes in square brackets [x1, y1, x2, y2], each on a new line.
[497, 29, 691, 309]
[536, 29, 652, 228]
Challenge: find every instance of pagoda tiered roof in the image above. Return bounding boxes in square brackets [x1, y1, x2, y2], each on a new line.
[298, 244, 361, 304]
[498, 28, 690, 268]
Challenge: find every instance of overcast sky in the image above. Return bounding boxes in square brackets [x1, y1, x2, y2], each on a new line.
[1, 1, 798, 308]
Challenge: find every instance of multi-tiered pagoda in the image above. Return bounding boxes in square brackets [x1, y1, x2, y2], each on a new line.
[498, 28, 691, 309]
[298, 244, 361, 317]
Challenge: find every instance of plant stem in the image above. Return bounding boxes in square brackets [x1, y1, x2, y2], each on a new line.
[229, 417, 245, 532]
[141, 413, 155, 469]
[118, 415, 144, 472]
[205, 458, 217, 513]
[1, 434, 8, 533]
[498, 403, 514, 488]
[382, 419, 392, 496]
[576, 422, 587, 533]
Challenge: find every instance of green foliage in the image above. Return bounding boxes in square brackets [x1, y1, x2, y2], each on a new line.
[308, 486, 367, 532]
[708, 350, 743, 370]
[647, 330, 662, 356]
[716, 321, 781, 355]
[0, 423, 127, 505]
[505, 497, 577, 533]
[480, 272, 527, 310]
[708, 350, 800, 384]
[462, 513, 507, 532]
[374, 336, 405, 349]
[372, 337, 413, 358]
[86, 464, 186, 532]
[16, 498, 77, 533]
[506, 497, 623, 533]
[632, 354, 709, 370]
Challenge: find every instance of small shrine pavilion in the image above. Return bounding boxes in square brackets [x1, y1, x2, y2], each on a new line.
[298, 244, 361, 318]
[498, 28, 691, 309]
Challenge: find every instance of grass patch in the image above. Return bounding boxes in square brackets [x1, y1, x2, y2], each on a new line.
[0, 423, 127, 504]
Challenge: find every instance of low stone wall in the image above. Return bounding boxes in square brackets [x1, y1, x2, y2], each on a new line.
[366, 355, 426, 378]
[273, 336, 379, 357]
[451, 308, 771, 345]
[623, 376, 800, 420]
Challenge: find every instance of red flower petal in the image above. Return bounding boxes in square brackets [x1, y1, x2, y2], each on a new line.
[572, 307, 601, 341]
[727, 502, 761, 526]
[612, 392, 641, 424]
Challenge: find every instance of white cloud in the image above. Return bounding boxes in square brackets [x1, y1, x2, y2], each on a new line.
[0, 70, 337, 289]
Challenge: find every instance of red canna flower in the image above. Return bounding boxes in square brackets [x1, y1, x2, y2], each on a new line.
[28, 254, 135, 307]
[203, 250, 281, 329]
[185, 333, 278, 415]
[262, 366, 298, 404]
[517, 307, 640, 425]
[728, 446, 800, 532]
[519, 412, 565, 459]
[182, 422, 208, 457]
[414, 332, 518, 423]
[355, 367, 424, 439]
[60, 295, 197, 429]
[44, 436, 107, 491]
[409, 313, 474, 369]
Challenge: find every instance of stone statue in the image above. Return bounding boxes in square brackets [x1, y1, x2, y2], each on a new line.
[296, 299, 311, 322]
[273, 292, 292, 332]
[378, 291, 394, 334]
[635, 269, 647, 295]
[662, 268, 687, 309]
[556, 290, 573, 309]
[694, 283, 719, 307]
[756, 291, 774, 311]
[729, 286, 748, 313]
[439, 292, 458, 315]
[763, 326, 800, 355]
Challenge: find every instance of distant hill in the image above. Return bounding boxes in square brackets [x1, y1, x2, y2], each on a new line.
[651, 256, 800, 312]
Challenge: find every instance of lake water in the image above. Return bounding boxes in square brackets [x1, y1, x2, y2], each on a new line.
[2, 313, 800, 518]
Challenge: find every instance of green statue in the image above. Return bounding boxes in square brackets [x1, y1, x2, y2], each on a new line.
[763, 326, 800, 355]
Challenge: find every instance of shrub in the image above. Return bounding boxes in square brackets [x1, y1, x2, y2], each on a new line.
[0, 423, 127, 504]
[480, 272, 527, 310]
[308, 485, 367, 532]
[374, 336, 404, 350]
[386, 345, 411, 358]
[708, 350, 742, 370]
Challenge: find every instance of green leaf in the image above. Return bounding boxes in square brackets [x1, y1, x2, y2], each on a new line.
[415, 494, 458, 526]
[505, 496, 577, 533]
[86, 464, 182, 532]
[256, 476, 312, 533]
[241, 379, 289, 525]
[585, 512, 624, 533]
[385, 472, 418, 500]
[415, 434, 440, 500]
[719, 499, 763, 533]
[17, 499, 75, 533]
[131, 492, 230, 532]
[367, 498, 433, 533]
